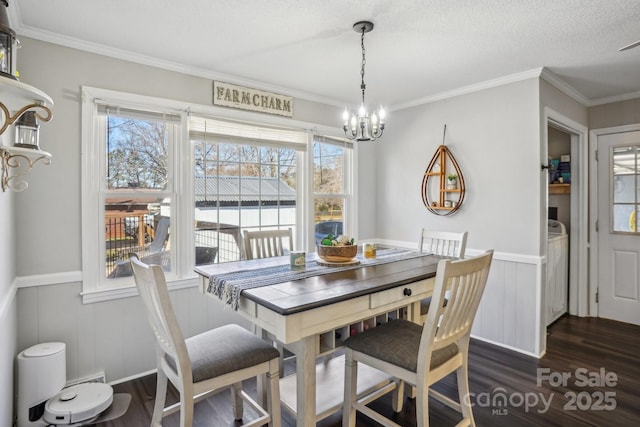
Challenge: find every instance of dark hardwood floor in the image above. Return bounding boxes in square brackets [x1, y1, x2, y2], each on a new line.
[100, 315, 640, 426]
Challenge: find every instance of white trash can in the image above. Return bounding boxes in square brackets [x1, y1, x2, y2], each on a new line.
[16, 342, 66, 427]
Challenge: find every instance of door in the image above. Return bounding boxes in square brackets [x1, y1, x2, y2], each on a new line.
[597, 131, 640, 325]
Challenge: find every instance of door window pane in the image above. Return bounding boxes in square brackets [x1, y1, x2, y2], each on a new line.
[612, 145, 639, 233]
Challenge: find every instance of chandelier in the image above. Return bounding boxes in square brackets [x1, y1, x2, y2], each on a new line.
[342, 21, 385, 142]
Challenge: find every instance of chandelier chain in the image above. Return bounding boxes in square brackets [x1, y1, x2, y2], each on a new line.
[360, 26, 366, 104]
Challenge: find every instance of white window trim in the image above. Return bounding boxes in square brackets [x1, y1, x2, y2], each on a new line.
[80, 86, 352, 303]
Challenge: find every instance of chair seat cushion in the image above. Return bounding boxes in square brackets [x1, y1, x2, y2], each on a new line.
[420, 296, 448, 315]
[168, 324, 280, 383]
[343, 319, 458, 372]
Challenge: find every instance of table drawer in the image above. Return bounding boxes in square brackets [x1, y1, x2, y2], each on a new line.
[369, 281, 427, 309]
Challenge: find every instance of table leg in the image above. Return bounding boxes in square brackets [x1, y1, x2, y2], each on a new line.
[296, 335, 317, 426]
[255, 326, 269, 408]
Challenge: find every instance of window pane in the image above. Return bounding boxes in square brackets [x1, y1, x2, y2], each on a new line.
[313, 142, 344, 193]
[612, 146, 639, 233]
[314, 197, 344, 244]
[613, 204, 635, 232]
[104, 197, 171, 278]
[193, 139, 299, 263]
[613, 174, 635, 203]
[106, 116, 169, 190]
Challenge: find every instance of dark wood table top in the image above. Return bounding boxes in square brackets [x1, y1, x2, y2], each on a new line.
[196, 253, 442, 315]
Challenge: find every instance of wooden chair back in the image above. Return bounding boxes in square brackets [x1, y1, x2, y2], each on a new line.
[243, 228, 293, 260]
[418, 250, 493, 375]
[130, 254, 191, 384]
[418, 229, 467, 258]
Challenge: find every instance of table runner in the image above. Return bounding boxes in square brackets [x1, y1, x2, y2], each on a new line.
[209, 248, 427, 310]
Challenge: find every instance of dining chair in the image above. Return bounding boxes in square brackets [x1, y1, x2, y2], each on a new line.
[242, 228, 295, 373]
[129, 254, 281, 427]
[417, 229, 468, 324]
[243, 228, 293, 260]
[342, 250, 493, 427]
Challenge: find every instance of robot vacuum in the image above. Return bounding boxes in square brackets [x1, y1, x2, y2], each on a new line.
[43, 383, 113, 426]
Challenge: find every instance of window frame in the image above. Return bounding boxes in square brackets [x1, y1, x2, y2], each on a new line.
[81, 86, 353, 303]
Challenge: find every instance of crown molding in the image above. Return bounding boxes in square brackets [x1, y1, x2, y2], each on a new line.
[9, 7, 346, 109]
[587, 89, 640, 107]
[539, 68, 590, 106]
[391, 68, 547, 112]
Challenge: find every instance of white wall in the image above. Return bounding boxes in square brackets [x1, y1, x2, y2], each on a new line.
[372, 78, 545, 355]
[0, 171, 16, 427]
[375, 79, 541, 254]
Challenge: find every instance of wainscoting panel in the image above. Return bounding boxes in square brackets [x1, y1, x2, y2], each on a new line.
[471, 256, 540, 356]
[16, 280, 245, 383]
[17, 251, 543, 385]
[1, 287, 17, 427]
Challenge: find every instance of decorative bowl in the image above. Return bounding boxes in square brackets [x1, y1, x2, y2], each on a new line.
[317, 244, 358, 262]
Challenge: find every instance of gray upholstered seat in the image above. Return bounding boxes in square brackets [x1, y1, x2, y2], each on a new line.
[166, 324, 280, 383]
[343, 319, 458, 372]
[420, 296, 448, 317]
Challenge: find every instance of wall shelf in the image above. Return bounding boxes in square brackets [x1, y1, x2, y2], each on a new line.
[0, 78, 53, 192]
[549, 183, 571, 194]
[421, 142, 466, 215]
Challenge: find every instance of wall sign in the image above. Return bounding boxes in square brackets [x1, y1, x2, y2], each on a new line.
[212, 81, 293, 117]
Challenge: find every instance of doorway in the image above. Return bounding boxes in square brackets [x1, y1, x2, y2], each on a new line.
[543, 108, 590, 334]
[546, 125, 571, 326]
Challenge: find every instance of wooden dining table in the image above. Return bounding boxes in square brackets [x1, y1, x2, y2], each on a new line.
[195, 249, 441, 426]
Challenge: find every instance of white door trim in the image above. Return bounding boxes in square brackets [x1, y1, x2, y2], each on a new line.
[544, 107, 589, 318]
[589, 123, 640, 318]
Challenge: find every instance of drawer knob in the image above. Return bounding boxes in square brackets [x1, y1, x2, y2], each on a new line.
[403, 287, 412, 296]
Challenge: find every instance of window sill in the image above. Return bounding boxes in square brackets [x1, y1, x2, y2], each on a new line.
[81, 275, 200, 304]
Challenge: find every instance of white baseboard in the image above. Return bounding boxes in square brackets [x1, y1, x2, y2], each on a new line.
[471, 334, 543, 359]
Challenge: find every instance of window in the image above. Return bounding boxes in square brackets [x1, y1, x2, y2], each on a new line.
[313, 136, 353, 244]
[81, 90, 182, 301]
[82, 87, 353, 302]
[612, 145, 640, 233]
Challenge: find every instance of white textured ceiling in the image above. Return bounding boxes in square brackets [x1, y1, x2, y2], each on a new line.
[10, 0, 640, 108]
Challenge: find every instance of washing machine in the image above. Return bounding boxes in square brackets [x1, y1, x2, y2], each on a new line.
[546, 219, 568, 325]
